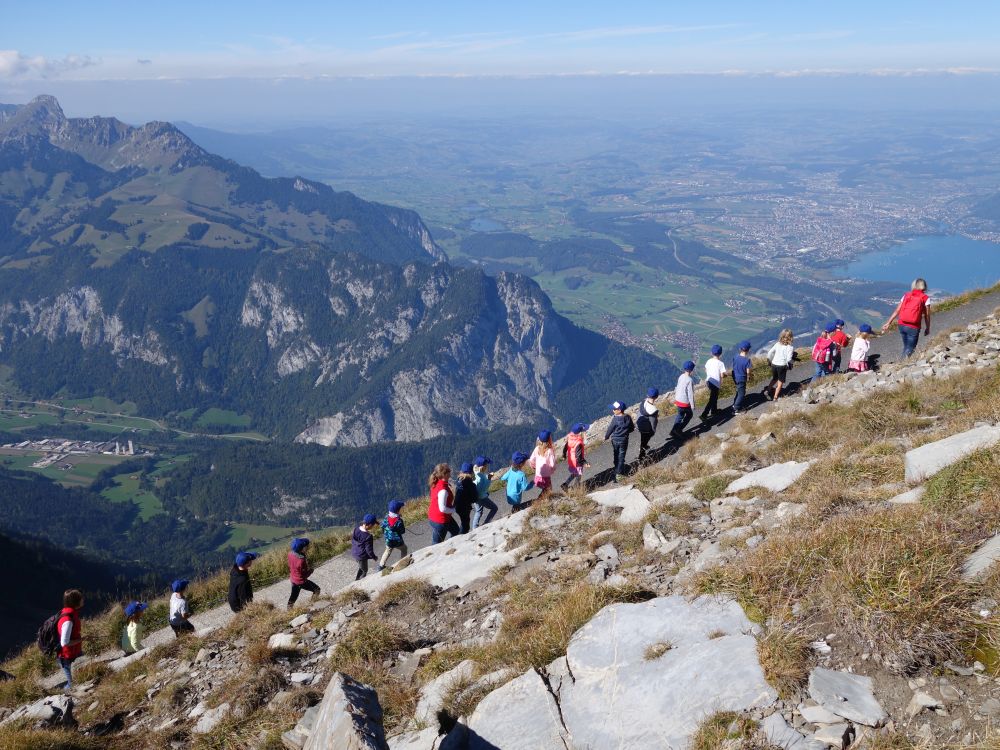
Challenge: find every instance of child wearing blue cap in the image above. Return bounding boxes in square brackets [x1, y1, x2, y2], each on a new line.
[288, 537, 320, 609]
[352, 514, 379, 579]
[169, 580, 195, 637]
[229, 551, 258, 613]
[501, 452, 531, 513]
[471, 457, 499, 529]
[605, 401, 635, 482]
[731, 342, 752, 414]
[849, 324, 873, 372]
[529, 430, 557, 500]
[560, 423, 591, 491]
[830, 320, 850, 373]
[379, 500, 408, 570]
[701, 345, 727, 422]
[121, 601, 147, 655]
[811, 325, 837, 380]
[670, 361, 696, 438]
[636, 389, 659, 462]
[454, 462, 478, 534]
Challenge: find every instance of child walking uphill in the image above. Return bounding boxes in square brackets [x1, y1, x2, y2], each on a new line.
[636, 390, 659, 462]
[501, 452, 531, 513]
[670, 361, 696, 438]
[830, 320, 850, 373]
[56, 589, 84, 690]
[701, 345, 727, 422]
[560, 423, 590, 491]
[849, 324, 874, 372]
[379, 500, 408, 570]
[812, 324, 836, 380]
[288, 537, 321, 608]
[731, 341, 752, 414]
[121, 601, 147, 655]
[765, 329, 795, 400]
[529, 430, 557, 500]
[352, 514, 379, 578]
[472, 457, 499, 529]
[454, 462, 478, 534]
[228, 551, 258, 613]
[427, 463, 460, 543]
[606, 401, 635, 483]
[169, 579, 195, 637]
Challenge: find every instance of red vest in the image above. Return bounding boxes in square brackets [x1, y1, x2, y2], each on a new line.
[566, 433, 586, 472]
[57, 607, 82, 660]
[427, 479, 454, 524]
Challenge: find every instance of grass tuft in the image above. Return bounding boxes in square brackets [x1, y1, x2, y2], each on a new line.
[692, 475, 729, 502]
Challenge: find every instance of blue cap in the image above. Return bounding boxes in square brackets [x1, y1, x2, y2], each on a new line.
[473, 456, 491, 466]
[171, 579, 189, 594]
[290, 537, 310, 553]
[363, 513, 377, 525]
[859, 324, 872, 333]
[512, 450, 529, 465]
[537, 429, 552, 442]
[711, 344, 723, 356]
[824, 323, 837, 333]
[647, 388, 659, 399]
[571, 422, 590, 434]
[124, 601, 147, 618]
[460, 461, 474, 474]
[388, 499, 405, 513]
[835, 319, 845, 327]
[683, 360, 695, 371]
[610, 401, 625, 411]
[739, 340, 752, 351]
[235, 551, 259, 567]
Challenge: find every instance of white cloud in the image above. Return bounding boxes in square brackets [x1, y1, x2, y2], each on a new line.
[0, 50, 98, 79]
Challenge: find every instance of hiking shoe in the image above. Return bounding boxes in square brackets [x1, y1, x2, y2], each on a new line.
[377, 565, 385, 572]
[614, 474, 625, 483]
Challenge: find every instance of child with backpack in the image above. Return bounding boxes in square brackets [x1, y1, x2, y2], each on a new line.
[605, 400, 635, 483]
[169, 579, 195, 637]
[700, 345, 727, 422]
[731, 341, 752, 414]
[636, 389, 659, 462]
[670, 362, 696, 438]
[471, 457, 499, 529]
[560, 423, 591, 491]
[352, 514, 379, 578]
[454, 462, 478, 533]
[849, 324, 874, 372]
[121, 601, 147, 655]
[51, 589, 84, 691]
[882, 278, 931, 358]
[501, 451, 531, 513]
[830, 320, 850, 373]
[811, 325, 836, 380]
[228, 551, 258, 613]
[379, 500, 408, 570]
[287, 537, 321, 609]
[529, 430, 557, 500]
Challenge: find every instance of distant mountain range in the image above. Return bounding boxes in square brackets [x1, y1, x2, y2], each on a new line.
[0, 96, 675, 444]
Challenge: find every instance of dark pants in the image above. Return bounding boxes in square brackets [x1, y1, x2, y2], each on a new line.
[507, 498, 531, 514]
[472, 498, 498, 528]
[170, 620, 196, 637]
[733, 380, 747, 412]
[612, 438, 629, 477]
[288, 579, 320, 607]
[429, 517, 460, 544]
[638, 430, 654, 460]
[701, 383, 720, 419]
[831, 353, 842, 373]
[562, 473, 583, 491]
[355, 558, 371, 580]
[899, 324, 920, 358]
[672, 405, 693, 435]
[456, 506, 472, 534]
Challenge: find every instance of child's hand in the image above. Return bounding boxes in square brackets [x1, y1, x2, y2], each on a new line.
[584, 463, 591, 468]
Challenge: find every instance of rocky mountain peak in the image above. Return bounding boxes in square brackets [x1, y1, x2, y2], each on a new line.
[0, 94, 67, 137]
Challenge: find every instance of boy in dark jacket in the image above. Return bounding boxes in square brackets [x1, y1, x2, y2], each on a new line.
[636, 388, 659, 462]
[228, 551, 258, 613]
[454, 462, 477, 534]
[731, 341, 752, 414]
[605, 400, 635, 483]
[287, 537, 320, 609]
[352, 513, 378, 580]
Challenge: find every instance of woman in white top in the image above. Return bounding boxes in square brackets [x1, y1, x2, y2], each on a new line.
[765, 329, 795, 400]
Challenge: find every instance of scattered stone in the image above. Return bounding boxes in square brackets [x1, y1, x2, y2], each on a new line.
[807, 668, 886, 727]
[977, 698, 1000, 717]
[391, 555, 413, 572]
[904, 424, 1000, 483]
[963, 534, 1000, 579]
[943, 661, 975, 677]
[798, 704, 843, 725]
[809, 722, 850, 747]
[907, 691, 941, 718]
[588, 485, 651, 523]
[726, 461, 813, 494]
[466, 668, 570, 749]
[0, 694, 75, 729]
[887, 486, 925, 505]
[291, 672, 317, 686]
[290, 613, 311, 628]
[414, 659, 477, 727]
[386, 727, 441, 750]
[304, 673, 387, 750]
[760, 712, 816, 750]
[282, 705, 320, 750]
[192, 702, 230, 734]
[756, 502, 807, 531]
[269, 633, 300, 651]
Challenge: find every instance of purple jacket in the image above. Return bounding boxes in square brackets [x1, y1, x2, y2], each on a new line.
[351, 526, 376, 561]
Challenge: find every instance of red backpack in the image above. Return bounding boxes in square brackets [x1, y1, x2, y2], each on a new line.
[898, 290, 928, 327]
[812, 337, 832, 364]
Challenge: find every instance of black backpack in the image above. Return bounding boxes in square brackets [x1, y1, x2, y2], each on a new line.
[37, 613, 61, 655]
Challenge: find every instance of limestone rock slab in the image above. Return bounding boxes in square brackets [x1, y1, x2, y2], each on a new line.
[305, 672, 388, 750]
[726, 461, 813, 494]
[963, 534, 1000, 580]
[807, 668, 886, 727]
[466, 668, 569, 750]
[588, 485, 651, 523]
[904, 424, 1000, 483]
[414, 659, 476, 728]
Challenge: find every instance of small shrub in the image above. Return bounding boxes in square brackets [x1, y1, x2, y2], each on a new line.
[643, 641, 673, 660]
[690, 711, 759, 750]
[692, 475, 729, 502]
[756, 622, 810, 698]
[373, 579, 437, 616]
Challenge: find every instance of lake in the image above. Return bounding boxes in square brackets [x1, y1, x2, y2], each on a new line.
[837, 235, 1000, 295]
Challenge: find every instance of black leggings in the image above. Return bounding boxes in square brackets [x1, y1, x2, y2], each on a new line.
[288, 579, 321, 606]
[170, 620, 195, 637]
[702, 383, 720, 418]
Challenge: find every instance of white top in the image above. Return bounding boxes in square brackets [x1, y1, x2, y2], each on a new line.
[850, 337, 870, 362]
[674, 372, 695, 406]
[169, 592, 190, 624]
[767, 342, 794, 367]
[437, 488, 453, 514]
[641, 400, 658, 416]
[60, 619, 73, 647]
[704, 357, 726, 384]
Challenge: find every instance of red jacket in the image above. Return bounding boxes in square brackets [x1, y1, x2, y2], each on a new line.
[427, 479, 454, 525]
[288, 551, 312, 585]
[831, 330, 849, 349]
[57, 607, 82, 660]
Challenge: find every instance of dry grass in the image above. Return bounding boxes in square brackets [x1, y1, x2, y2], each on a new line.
[755, 622, 810, 698]
[690, 711, 771, 750]
[0, 728, 112, 749]
[692, 474, 729, 502]
[924, 448, 1000, 516]
[373, 579, 437, 616]
[643, 641, 673, 660]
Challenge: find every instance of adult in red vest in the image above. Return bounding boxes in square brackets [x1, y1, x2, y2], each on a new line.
[56, 588, 84, 690]
[427, 463, 459, 544]
[882, 278, 931, 358]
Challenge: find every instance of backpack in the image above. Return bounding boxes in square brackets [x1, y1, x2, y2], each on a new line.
[812, 338, 832, 364]
[381, 516, 405, 547]
[37, 613, 61, 655]
[898, 290, 928, 327]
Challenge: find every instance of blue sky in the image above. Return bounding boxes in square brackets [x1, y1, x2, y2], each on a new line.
[2, 0, 999, 80]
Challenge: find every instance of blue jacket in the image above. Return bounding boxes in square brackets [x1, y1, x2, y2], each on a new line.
[604, 414, 635, 442]
[351, 526, 376, 561]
